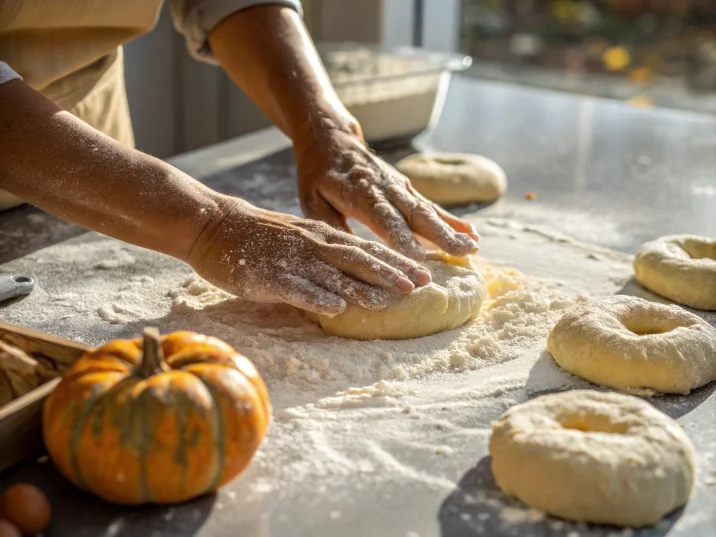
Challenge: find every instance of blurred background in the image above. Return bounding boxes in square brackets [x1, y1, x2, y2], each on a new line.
[124, 0, 716, 158]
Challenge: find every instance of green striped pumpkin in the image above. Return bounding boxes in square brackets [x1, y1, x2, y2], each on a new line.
[43, 328, 270, 505]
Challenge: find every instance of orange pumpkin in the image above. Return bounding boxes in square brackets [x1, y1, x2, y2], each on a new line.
[42, 328, 270, 505]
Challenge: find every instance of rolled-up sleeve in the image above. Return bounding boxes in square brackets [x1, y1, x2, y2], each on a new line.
[0, 62, 22, 86]
[172, 0, 303, 62]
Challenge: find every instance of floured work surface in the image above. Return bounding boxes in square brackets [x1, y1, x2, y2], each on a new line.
[0, 217, 714, 537]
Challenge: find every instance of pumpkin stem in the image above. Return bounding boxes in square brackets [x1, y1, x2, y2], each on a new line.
[139, 327, 169, 377]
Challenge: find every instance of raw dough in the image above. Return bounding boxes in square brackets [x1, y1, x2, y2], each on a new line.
[633, 234, 716, 310]
[546, 295, 716, 395]
[304, 256, 487, 340]
[489, 389, 695, 527]
[395, 153, 506, 205]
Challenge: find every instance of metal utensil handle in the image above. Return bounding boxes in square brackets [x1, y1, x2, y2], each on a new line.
[0, 275, 35, 303]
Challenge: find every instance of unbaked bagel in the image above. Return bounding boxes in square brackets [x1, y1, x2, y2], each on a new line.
[395, 153, 506, 205]
[546, 295, 716, 395]
[489, 390, 695, 527]
[633, 234, 716, 310]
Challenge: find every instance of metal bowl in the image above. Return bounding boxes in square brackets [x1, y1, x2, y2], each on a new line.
[319, 43, 472, 146]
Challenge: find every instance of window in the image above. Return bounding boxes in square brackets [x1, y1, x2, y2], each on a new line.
[413, 0, 716, 113]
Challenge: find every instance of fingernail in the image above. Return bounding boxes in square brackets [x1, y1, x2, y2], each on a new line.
[465, 236, 479, 251]
[396, 276, 415, 293]
[321, 302, 347, 318]
[412, 268, 431, 286]
[456, 222, 479, 242]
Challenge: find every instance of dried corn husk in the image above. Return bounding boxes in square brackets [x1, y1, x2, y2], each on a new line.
[0, 340, 63, 406]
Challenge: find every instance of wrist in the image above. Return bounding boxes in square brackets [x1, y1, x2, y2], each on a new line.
[292, 106, 365, 159]
[186, 194, 250, 269]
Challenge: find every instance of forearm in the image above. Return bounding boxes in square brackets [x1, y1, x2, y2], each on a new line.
[0, 80, 223, 261]
[209, 5, 361, 150]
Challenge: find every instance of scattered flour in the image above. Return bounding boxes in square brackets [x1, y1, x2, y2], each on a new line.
[499, 507, 545, 524]
[132, 258, 593, 513]
[160, 261, 579, 407]
[93, 249, 137, 269]
[6, 217, 707, 533]
[96, 302, 145, 324]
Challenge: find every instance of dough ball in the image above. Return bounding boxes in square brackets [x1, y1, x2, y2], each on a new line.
[546, 295, 716, 395]
[305, 256, 487, 340]
[395, 153, 506, 205]
[633, 234, 716, 310]
[489, 390, 695, 527]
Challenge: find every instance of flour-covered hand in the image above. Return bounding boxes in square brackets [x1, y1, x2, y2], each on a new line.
[295, 128, 480, 260]
[187, 198, 432, 316]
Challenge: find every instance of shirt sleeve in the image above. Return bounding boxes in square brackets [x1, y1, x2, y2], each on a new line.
[171, 0, 303, 63]
[0, 62, 23, 85]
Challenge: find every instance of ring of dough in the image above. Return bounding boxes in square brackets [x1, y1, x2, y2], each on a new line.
[395, 153, 506, 205]
[304, 255, 487, 340]
[546, 295, 716, 395]
[489, 390, 695, 527]
[633, 234, 716, 310]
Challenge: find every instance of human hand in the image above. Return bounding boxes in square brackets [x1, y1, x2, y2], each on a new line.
[294, 128, 480, 261]
[187, 197, 432, 316]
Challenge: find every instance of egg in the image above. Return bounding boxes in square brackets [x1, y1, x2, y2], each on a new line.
[0, 484, 51, 534]
[0, 520, 20, 537]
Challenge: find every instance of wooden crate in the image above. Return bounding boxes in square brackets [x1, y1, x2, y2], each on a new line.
[0, 322, 93, 472]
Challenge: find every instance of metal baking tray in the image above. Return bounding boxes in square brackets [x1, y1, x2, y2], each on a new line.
[318, 43, 472, 146]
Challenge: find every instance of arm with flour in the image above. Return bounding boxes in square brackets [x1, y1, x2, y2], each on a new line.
[171, 2, 480, 259]
[0, 75, 431, 315]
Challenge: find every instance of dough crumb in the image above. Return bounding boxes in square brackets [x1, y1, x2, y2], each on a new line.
[434, 445, 454, 456]
[706, 471, 716, 486]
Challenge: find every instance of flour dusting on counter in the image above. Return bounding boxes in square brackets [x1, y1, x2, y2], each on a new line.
[2, 217, 712, 534]
[161, 263, 580, 407]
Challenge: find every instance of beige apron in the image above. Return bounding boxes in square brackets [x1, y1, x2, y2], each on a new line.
[0, 0, 164, 209]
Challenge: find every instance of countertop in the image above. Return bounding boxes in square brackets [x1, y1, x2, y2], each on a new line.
[0, 76, 715, 537]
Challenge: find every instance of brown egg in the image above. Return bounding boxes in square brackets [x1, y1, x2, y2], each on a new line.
[0, 520, 20, 537]
[0, 484, 51, 535]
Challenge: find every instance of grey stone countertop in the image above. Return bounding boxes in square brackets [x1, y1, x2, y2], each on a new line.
[0, 76, 714, 536]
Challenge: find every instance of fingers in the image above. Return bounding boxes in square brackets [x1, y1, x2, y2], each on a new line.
[431, 204, 480, 243]
[301, 193, 352, 234]
[357, 196, 426, 261]
[328, 237, 432, 287]
[320, 243, 420, 293]
[273, 274, 346, 317]
[359, 241, 432, 286]
[404, 174, 479, 243]
[298, 261, 391, 311]
[388, 189, 478, 257]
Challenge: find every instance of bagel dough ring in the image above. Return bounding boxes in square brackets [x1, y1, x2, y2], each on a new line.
[489, 390, 695, 527]
[547, 296, 716, 395]
[633, 234, 716, 310]
[304, 256, 487, 340]
[395, 153, 506, 205]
